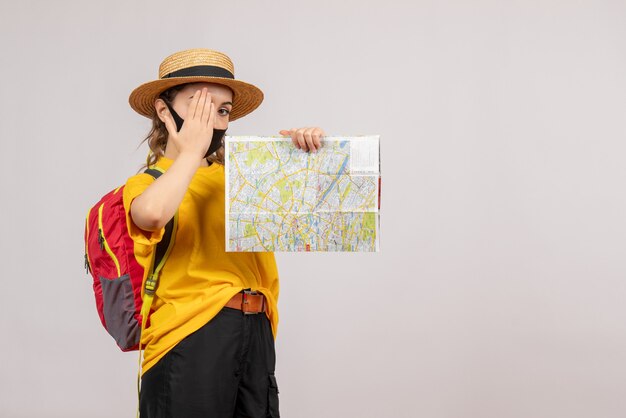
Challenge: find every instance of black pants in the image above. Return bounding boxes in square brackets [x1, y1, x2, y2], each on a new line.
[139, 306, 280, 418]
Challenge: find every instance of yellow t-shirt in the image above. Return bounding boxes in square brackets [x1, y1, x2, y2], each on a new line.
[122, 156, 280, 375]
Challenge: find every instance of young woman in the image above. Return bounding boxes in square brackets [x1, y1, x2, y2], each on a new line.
[125, 48, 326, 418]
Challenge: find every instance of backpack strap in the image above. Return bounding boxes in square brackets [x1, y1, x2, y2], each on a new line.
[135, 167, 179, 413]
[142, 167, 175, 293]
[138, 166, 177, 325]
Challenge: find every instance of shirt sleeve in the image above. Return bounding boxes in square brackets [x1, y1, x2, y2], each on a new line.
[122, 173, 165, 246]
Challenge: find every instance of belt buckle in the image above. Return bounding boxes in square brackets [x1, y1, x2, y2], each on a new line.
[241, 288, 262, 315]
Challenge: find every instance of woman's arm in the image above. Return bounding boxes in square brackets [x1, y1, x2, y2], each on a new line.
[130, 152, 202, 231]
[131, 88, 216, 231]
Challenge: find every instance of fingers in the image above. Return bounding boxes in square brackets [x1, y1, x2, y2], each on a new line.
[304, 127, 320, 152]
[279, 127, 326, 152]
[295, 129, 308, 151]
[197, 88, 213, 121]
[190, 88, 203, 119]
[200, 92, 213, 126]
[200, 89, 210, 121]
[207, 102, 215, 129]
[312, 128, 326, 149]
[302, 128, 315, 152]
[279, 129, 300, 149]
[281, 129, 301, 150]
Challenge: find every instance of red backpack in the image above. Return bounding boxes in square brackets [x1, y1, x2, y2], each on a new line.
[84, 167, 178, 351]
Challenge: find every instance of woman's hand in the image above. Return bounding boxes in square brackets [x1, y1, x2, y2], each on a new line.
[163, 87, 216, 159]
[279, 127, 326, 153]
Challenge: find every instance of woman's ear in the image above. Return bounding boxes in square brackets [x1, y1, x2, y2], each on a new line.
[154, 98, 168, 123]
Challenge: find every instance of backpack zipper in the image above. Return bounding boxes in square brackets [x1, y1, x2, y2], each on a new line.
[98, 228, 105, 250]
[84, 208, 93, 275]
[97, 202, 122, 277]
[84, 253, 91, 274]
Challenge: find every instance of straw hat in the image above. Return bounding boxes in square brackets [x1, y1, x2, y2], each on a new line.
[128, 48, 264, 122]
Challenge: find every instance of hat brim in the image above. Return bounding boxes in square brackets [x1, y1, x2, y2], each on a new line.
[128, 76, 264, 122]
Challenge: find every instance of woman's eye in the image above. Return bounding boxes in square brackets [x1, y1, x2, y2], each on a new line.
[218, 108, 231, 116]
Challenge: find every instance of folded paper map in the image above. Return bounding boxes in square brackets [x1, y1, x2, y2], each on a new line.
[224, 135, 380, 252]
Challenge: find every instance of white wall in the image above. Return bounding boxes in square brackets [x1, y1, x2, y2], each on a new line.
[1, 0, 625, 417]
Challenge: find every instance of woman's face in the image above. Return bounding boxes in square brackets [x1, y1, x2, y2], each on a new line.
[156, 82, 234, 130]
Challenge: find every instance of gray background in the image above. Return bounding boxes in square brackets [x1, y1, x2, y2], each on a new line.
[1, 0, 625, 417]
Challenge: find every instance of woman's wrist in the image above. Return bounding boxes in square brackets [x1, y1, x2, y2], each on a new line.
[174, 150, 205, 170]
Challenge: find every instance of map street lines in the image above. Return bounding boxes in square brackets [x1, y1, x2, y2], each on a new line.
[225, 135, 380, 252]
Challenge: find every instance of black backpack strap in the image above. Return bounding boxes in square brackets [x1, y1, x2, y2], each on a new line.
[142, 168, 177, 295]
[136, 167, 178, 399]
[144, 168, 163, 179]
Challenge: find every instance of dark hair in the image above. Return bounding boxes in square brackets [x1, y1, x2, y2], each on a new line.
[137, 83, 227, 172]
